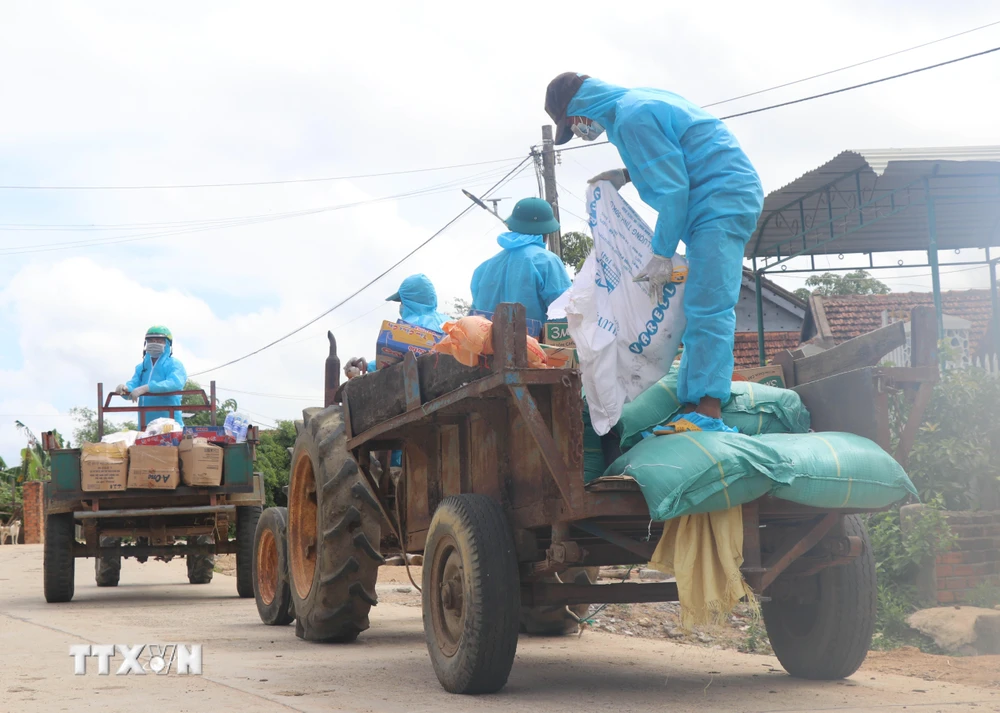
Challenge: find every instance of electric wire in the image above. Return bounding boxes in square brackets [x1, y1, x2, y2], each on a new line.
[189, 156, 533, 376]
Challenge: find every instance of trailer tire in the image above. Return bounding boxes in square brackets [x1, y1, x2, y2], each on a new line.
[254, 507, 295, 625]
[763, 514, 876, 680]
[288, 405, 382, 643]
[423, 494, 520, 695]
[519, 567, 599, 635]
[186, 535, 215, 584]
[44, 513, 75, 603]
[236, 505, 262, 598]
[95, 536, 121, 587]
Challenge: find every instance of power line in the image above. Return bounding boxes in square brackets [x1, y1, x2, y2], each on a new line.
[703, 19, 1000, 108]
[0, 155, 526, 191]
[218, 387, 316, 401]
[0, 163, 526, 256]
[190, 156, 533, 377]
[557, 44, 1000, 154]
[721, 45, 1000, 120]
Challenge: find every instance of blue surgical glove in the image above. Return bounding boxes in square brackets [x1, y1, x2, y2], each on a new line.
[588, 169, 629, 191]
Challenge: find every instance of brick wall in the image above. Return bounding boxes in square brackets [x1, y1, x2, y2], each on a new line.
[935, 511, 1000, 604]
[21, 480, 44, 545]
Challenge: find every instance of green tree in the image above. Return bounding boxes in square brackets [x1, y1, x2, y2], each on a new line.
[257, 420, 296, 507]
[801, 270, 891, 297]
[69, 407, 137, 445]
[560, 231, 593, 273]
[182, 380, 237, 427]
[450, 298, 472, 320]
[793, 287, 812, 302]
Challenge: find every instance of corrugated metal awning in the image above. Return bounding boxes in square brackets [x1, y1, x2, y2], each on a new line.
[747, 147, 1000, 261]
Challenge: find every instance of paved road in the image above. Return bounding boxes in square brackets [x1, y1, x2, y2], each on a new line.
[1, 545, 997, 712]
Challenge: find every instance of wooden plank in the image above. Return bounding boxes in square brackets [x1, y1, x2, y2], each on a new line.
[793, 367, 881, 443]
[509, 385, 573, 508]
[492, 303, 528, 370]
[793, 321, 906, 386]
[402, 351, 421, 411]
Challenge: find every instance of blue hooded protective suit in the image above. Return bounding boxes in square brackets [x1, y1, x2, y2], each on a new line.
[126, 344, 188, 426]
[567, 78, 764, 404]
[470, 232, 572, 325]
[390, 274, 450, 333]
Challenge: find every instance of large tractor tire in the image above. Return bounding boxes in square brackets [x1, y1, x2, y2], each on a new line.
[236, 505, 262, 598]
[423, 494, 520, 695]
[95, 536, 122, 587]
[186, 535, 215, 584]
[44, 513, 76, 603]
[520, 566, 599, 635]
[254, 506, 295, 626]
[763, 514, 876, 680]
[288, 405, 382, 643]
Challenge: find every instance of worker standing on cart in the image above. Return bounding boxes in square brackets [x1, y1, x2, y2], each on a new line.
[470, 196, 572, 325]
[115, 325, 188, 426]
[544, 73, 764, 433]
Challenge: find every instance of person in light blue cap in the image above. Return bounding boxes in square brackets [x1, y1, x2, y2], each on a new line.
[386, 273, 450, 333]
[470, 197, 572, 325]
[545, 73, 764, 433]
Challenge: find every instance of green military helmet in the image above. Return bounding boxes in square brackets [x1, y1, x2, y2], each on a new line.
[504, 197, 561, 236]
[145, 325, 173, 342]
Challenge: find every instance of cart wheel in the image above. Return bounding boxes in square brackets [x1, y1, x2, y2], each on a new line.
[254, 507, 295, 625]
[186, 535, 215, 584]
[44, 513, 76, 603]
[423, 494, 520, 695]
[236, 505, 262, 598]
[763, 514, 876, 680]
[520, 567, 599, 635]
[288, 405, 382, 642]
[95, 536, 121, 587]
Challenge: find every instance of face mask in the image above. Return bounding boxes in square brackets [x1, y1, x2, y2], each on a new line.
[146, 342, 165, 357]
[570, 119, 605, 141]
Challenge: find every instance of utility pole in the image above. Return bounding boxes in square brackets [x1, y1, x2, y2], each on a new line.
[541, 125, 561, 257]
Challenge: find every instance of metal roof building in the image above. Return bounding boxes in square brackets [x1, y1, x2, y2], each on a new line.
[747, 147, 1000, 364]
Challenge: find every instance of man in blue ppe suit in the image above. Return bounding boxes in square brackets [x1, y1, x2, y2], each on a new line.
[470, 196, 572, 325]
[545, 73, 764, 433]
[115, 325, 188, 427]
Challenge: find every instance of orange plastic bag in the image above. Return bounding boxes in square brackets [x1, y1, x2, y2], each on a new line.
[433, 316, 548, 368]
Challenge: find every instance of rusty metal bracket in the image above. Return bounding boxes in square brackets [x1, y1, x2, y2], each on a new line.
[525, 581, 679, 607]
[759, 513, 840, 591]
[573, 519, 657, 561]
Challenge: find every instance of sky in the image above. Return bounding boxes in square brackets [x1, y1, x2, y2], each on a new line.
[1, 0, 999, 462]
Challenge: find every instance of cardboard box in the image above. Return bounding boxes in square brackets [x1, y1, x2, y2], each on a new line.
[81, 442, 129, 492]
[179, 438, 224, 487]
[182, 426, 235, 444]
[127, 445, 180, 489]
[468, 309, 543, 339]
[374, 320, 443, 370]
[539, 343, 578, 369]
[135, 432, 183, 446]
[543, 319, 576, 348]
[733, 365, 786, 388]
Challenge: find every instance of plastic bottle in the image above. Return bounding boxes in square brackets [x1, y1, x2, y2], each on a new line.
[224, 411, 251, 443]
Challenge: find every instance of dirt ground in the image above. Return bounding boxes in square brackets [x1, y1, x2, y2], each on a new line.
[220, 557, 1000, 690]
[6, 545, 998, 713]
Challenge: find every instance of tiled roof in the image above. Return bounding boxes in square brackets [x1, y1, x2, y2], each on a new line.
[815, 290, 995, 353]
[733, 331, 801, 368]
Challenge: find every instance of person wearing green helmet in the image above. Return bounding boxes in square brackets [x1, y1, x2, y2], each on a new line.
[470, 197, 572, 325]
[115, 325, 188, 427]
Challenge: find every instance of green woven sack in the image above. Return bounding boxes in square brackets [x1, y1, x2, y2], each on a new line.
[762, 432, 917, 509]
[616, 375, 810, 448]
[603, 430, 917, 521]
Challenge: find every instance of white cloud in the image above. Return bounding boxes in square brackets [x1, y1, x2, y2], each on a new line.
[1, 1, 999, 459]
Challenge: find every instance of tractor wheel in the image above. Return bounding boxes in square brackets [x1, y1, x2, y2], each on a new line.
[520, 566, 599, 635]
[254, 507, 295, 626]
[95, 536, 122, 587]
[423, 494, 520, 695]
[186, 535, 215, 584]
[236, 505, 262, 598]
[763, 514, 876, 680]
[288, 405, 382, 642]
[44, 513, 76, 603]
